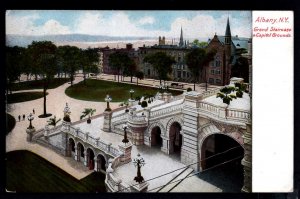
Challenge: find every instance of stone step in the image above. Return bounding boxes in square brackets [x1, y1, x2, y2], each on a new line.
[157, 167, 194, 192]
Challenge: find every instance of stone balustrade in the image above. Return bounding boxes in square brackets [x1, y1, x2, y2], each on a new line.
[150, 103, 184, 118]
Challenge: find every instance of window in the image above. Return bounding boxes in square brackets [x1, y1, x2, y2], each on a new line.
[215, 70, 221, 75]
[216, 61, 221, 67]
[148, 69, 150, 76]
[216, 79, 221, 84]
[211, 70, 215, 75]
[210, 61, 214, 67]
[177, 71, 181, 78]
[209, 78, 214, 84]
[183, 71, 186, 78]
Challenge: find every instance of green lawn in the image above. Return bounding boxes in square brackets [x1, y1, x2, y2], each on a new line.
[6, 150, 106, 192]
[7, 92, 48, 104]
[65, 79, 183, 102]
[11, 78, 69, 91]
[6, 113, 16, 135]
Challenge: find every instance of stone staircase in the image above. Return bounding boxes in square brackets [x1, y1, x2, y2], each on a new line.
[156, 167, 194, 192]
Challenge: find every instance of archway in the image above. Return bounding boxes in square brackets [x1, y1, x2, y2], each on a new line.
[68, 138, 75, 157]
[87, 148, 95, 170]
[96, 154, 106, 172]
[169, 122, 182, 155]
[151, 126, 162, 148]
[200, 133, 244, 191]
[77, 142, 85, 162]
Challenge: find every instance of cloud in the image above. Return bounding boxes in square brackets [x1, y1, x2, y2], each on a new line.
[6, 12, 71, 35]
[137, 16, 155, 25]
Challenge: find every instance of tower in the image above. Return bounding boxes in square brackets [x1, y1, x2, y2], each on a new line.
[224, 17, 232, 85]
[179, 26, 184, 47]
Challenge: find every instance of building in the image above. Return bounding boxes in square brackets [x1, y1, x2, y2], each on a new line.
[205, 18, 251, 86]
[138, 27, 193, 82]
[98, 43, 139, 75]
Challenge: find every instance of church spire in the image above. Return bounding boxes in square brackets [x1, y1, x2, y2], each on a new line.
[225, 17, 231, 45]
[179, 26, 184, 47]
[225, 17, 231, 37]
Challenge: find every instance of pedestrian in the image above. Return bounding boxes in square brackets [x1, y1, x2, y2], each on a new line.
[18, 115, 21, 122]
[23, 114, 25, 121]
[33, 109, 35, 114]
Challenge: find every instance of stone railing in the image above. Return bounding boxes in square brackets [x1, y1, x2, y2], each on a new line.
[202, 87, 223, 99]
[68, 126, 120, 157]
[106, 172, 131, 192]
[112, 112, 128, 123]
[128, 114, 147, 123]
[150, 103, 184, 119]
[196, 101, 250, 123]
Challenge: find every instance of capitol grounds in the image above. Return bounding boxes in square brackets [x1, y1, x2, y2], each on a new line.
[6, 73, 240, 192]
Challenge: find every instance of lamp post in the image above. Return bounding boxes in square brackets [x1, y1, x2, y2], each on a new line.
[122, 124, 129, 145]
[105, 95, 112, 111]
[27, 113, 34, 129]
[133, 153, 145, 183]
[129, 89, 134, 100]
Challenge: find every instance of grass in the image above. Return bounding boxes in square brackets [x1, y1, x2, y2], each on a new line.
[6, 92, 48, 104]
[6, 150, 106, 192]
[11, 78, 69, 91]
[65, 79, 183, 102]
[6, 113, 16, 135]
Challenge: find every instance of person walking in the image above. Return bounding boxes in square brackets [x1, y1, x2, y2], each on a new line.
[33, 109, 35, 114]
[23, 114, 25, 121]
[18, 115, 21, 122]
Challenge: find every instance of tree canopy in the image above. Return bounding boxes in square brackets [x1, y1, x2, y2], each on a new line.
[231, 56, 249, 83]
[109, 51, 133, 82]
[143, 52, 175, 84]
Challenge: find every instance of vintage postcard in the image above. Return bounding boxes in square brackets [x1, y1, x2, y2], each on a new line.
[5, 10, 293, 193]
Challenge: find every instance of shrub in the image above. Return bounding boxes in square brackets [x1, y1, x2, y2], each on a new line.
[141, 100, 148, 108]
[187, 87, 192, 92]
[63, 115, 71, 122]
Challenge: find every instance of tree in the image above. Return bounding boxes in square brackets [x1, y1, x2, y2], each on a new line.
[27, 41, 57, 117]
[143, 52, 175, 84]
[185, 48, 216, 91]
[216, 86, 236, 105]
[80, 48, 100, 85]
[231, 56, 249, 83]
[6, 46, 24, 94]
[123, 59, 137, 83]
[135, 71, 144, 85]
[192, 39, 208, 48]
[47, 116, 61, 127]
[80, 108, 96, 123]
[56, 45, 81, 86]
[109, 52, 132, 83]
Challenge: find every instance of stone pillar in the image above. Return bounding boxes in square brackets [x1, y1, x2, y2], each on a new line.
[163, 92, 172, 103]
[44, 125, 50, 140]
[26, 127, 36, 142]
[103, 110, 112, 132]
[61, 132, 68, 156]
[181, 91, 203, 171]
[118, 143, 133, 164]
[241, 123, 252, 192]
[74, 146, 78, 161]
[161, 137, 169, 154]
[94, 157, 98, 172]
[128, 116, 148, 146]
[128, 99, 135, 106]
[130, 181, 149, 192]
[84, 151, 88, 166]
[157, 92, 163, 100]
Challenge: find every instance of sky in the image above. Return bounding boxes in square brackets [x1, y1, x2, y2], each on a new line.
[6, 10, 252, 39]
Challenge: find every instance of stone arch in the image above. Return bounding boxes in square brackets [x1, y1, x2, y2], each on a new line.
[76, 141, 85, 162]
[198, 123, 245, 172]
[165, 117, 183, 138]
[147, 121, 166, 137]
[67, 137, 76, 157]
[86, 147, 95, 170]
[96, 152, 108, 172]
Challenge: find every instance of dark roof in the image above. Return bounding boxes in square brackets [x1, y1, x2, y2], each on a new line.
[215, 35, 250, 50]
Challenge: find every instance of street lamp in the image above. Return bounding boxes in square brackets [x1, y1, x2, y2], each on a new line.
[122, 124, 129, 145]
[129, 89, 134, 100]
[27, 113, 34, 129]
[133, 153, 145, 183]
[105, 94, 112, 111]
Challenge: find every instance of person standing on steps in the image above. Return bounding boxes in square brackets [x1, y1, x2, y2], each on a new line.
[33, 109, 35, 114]
[23, 114, 25, 121]
[18, 115, 21, 122]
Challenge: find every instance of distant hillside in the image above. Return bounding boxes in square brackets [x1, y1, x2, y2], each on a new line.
[6, 34, 156, 47]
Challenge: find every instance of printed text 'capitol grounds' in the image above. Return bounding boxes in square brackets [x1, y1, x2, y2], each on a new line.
[253, 17, 292, 38]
